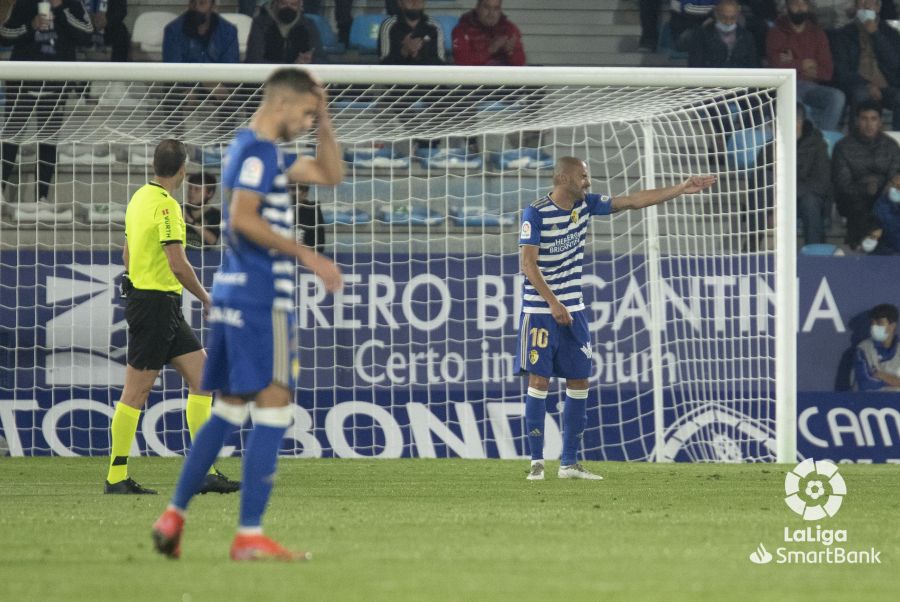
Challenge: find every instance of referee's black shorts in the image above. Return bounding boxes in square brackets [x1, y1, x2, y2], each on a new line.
[125, 289, 202, 371]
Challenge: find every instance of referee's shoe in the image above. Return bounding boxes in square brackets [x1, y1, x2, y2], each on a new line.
[197, 468, 241, 494]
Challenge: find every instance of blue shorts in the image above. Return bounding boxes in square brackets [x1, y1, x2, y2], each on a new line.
[513, 310, 593, 379]
[202, 304, 298, 396]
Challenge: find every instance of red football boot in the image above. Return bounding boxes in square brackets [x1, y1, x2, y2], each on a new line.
[152, 508, 185, 559]
[230, 533, 311, 562]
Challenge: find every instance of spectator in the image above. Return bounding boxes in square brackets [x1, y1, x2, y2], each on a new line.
[0, 0, 92, 220]
[739, 0, 777, 59]
[452, 0, 524, 66]
[88, 0, 130, 61]
[853, 303, 900, 391]
[303, 0, 354, 47]
[767, 0, 845, 131]
[163, 0, 239, 63]
[832, 100, 900, 244]
[873, 172, 900, 253]
[688, 0, 759, 68]
[379, 0, 445, 65]
[830, 0, 900, 130]
[670, 0, 716, 52]
[246, 0, 324, 64]
[294, 184, 325, 253]
[184, 173, 221, 247]
[796, 103, 832, 244]
[639, 0, 660, 52]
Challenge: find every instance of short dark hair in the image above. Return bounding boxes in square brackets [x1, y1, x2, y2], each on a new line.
[153, 139, 187, 178]
[871, 303, 898, 324]
[855, 99, 882, 119]
[264, 67, 317, 99]
[186, 172, 218, 188]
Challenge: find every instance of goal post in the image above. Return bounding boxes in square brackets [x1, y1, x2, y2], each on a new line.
[0, 62, 796, 462]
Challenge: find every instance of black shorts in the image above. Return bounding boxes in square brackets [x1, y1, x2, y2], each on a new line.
[125, 289, 202, 370]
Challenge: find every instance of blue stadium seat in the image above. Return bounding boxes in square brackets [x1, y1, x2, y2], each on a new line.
[305, 13, 346, 55]
[801, 243, 840, 256]
[432, 15, 458, 55]
[349, 14, 385, 54]
[725, 126, 772, 170]
[821, 130, 844, 157]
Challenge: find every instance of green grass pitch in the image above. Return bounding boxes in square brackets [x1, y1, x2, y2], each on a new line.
[0, 458, 897, 601]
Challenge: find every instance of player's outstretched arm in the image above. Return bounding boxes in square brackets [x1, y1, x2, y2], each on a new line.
[230, 189, 343, 293]
[520, 244, 572, 326]
[287, 85, 344, 186]
[611, 175, 716, 211]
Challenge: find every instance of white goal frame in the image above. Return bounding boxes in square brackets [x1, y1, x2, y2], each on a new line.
[0, 62, 797, 462]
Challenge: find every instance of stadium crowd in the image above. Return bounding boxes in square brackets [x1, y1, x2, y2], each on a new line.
[0, 0, 899, 253]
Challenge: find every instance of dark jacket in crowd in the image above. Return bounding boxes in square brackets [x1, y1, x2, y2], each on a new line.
[379, 12, 445, 65]
[245, 1, 324, 64]
[797, 120, 832, 202]
[874, 191, 900, 254]
[832, 131, 900, 212]
[688, 21, 759, 68]
[830, 20, 900, 92]
[163, 12, 239, 63]
[0, 0, 93, 60]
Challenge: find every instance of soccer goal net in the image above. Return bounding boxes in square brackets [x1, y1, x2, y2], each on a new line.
[0, 63, 796, 462]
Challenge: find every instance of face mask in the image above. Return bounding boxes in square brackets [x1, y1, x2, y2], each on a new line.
[788, 12, 808, 25]
[715, 21, 737, 33]
[187, 10, 209, 27]
[890, 187, 900, 203]
[871, 324, 889, 342]
[403, 9, 423, 21]
[857, 8, 877, 23]
[277, 7, 298, 22]
[861, 237, 878, 253]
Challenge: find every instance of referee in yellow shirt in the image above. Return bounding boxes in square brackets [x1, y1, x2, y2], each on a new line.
[106, 139, 239, 495]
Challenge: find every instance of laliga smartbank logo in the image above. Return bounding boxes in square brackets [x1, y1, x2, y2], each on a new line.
[748, 459, 881, 565]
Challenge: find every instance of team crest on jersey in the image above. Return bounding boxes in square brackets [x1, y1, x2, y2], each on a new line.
[520, 221, 531, 239]
[529, 350, 539, 365]
[570, 209, 579, 223]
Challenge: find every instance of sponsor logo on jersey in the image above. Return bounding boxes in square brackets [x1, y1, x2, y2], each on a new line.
[520, 221, 531, 239]
[239, 156, 264, 187]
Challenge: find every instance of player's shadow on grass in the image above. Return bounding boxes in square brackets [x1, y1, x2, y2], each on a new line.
[833, 311, 872, 391]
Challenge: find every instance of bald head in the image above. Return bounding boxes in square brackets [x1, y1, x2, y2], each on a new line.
[553, 157, 586, 185]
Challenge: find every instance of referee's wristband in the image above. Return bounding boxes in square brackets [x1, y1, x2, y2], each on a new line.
[120, 272, 134, 298]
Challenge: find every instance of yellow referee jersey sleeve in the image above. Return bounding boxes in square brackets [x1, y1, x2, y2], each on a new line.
[125, 184, 186, 293]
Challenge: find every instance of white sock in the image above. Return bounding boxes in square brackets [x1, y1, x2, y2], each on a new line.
[237, 526, 263, 536]
[531, 459, 543, 466]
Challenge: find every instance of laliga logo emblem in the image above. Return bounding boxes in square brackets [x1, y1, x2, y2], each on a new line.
[784, 459, 846, 521]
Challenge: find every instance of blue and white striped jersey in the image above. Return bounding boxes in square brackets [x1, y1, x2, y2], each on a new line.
[213, 129, 295, 311]
[519, 193, 614, 314]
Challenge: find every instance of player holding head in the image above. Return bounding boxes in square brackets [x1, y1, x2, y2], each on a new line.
[517, 157, 715, 480]
[107, 139, 239, 495]
[152, 67, 343, 561]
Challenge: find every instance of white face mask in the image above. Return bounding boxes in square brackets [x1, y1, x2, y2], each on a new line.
[857, 8, 877, 22]
[890, 187, 900, 203]
[715, 21, 737, 33]
[871, 324, 889, 342]
[861, 237, 878, 253]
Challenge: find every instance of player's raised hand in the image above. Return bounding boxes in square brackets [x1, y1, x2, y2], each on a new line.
[681, 175, 717, 194]
[550, 300, 573, 326]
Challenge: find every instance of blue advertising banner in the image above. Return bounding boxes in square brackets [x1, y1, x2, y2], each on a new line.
[0, 251, 896, 461]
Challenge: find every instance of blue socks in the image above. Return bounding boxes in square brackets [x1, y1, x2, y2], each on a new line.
[171, 409, 243, 511]
[525, 387, 548, 461]
[561, 388, 589, 466]
[239, 406, 292, 530]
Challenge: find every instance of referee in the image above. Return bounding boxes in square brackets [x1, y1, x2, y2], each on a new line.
[106, 139, 239, 495]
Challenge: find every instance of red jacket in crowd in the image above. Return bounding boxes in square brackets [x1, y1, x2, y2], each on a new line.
[451, 9, 525, 66]
[766, 15, 833, 83]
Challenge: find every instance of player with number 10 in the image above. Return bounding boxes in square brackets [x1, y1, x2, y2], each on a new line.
[516, 157, 716, 480]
